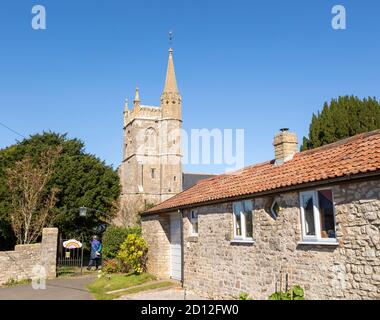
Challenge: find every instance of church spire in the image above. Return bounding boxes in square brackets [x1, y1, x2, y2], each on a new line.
[161, 33, 181, 120]
[163, 48, 179, 94]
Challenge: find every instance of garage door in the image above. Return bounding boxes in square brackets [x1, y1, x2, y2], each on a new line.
[170, 214, 182, 281]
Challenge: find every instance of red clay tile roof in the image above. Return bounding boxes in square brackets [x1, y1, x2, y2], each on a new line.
[145, 130, 380, 214]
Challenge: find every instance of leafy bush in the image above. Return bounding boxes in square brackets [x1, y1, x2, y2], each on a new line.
[268, 285, 305, 300]
[239, 292, 252, 300]
[102, 258, 127, 274]
[102, 226, 141, 259]
[117, 234, 148, 274]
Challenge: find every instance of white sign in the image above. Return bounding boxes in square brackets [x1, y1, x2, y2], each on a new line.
[63, 239, 83, 249]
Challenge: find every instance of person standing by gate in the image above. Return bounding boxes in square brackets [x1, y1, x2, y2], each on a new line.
[87, 235, 102, 271]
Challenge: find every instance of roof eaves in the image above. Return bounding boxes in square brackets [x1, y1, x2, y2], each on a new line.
[142, 170, 380, 215]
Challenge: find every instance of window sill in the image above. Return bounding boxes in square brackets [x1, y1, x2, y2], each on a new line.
[297, 241, 339, 246]
[230, 239, 255, 245]
[187, 235, 198, 243]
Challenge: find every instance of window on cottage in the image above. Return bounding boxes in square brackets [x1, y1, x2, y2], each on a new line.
[190, 210, 198, 235]
[300, 189, 337, 243]
[233, 200, 253, 240]
[233, 202, 242, 237]
[271, 200, 280, 220]
[301, 192, 316, 236]
[318, 190, 336, 239]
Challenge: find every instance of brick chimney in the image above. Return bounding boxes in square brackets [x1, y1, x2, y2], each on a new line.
[273, 128, 298, 165]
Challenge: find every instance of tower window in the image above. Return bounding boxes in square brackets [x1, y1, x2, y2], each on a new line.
[145, 128, 157, 153]
[174, 176, 176, 181]
[151, 168, 155, 179]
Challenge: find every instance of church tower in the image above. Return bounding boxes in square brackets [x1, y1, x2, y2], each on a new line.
[118, 48, 183, 226]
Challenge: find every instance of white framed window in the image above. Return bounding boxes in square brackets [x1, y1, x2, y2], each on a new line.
[299, 189, 337, 244]
[233, 200, 253, 240]
[270, 200, 280, 220]
[190, 210, 198, 236]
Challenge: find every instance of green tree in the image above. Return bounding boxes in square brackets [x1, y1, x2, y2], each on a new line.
[0, 132, 120, 249]
[301, 96, 380, 151]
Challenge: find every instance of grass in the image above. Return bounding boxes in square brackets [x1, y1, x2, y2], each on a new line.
[57, 266, 93, 278]
[3, 278, 32, 288]
[110, 281, 175, 296]
[87, 273, 162, 300]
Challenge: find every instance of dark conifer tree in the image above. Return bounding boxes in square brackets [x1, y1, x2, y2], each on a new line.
[301, 96, 380, 151]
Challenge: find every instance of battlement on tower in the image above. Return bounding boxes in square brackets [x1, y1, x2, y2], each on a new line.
[124, 104, 162, 127]
[138, 105, 162, 118]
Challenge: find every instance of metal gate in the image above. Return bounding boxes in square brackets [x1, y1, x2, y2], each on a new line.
[57, 236, 84, 276]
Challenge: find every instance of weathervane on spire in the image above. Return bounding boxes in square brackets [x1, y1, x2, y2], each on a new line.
[169, 30, 173, 49]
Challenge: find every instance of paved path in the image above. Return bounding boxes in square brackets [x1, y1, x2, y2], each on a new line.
[0, 275, 96, 300]
[117, 287, 206, 300]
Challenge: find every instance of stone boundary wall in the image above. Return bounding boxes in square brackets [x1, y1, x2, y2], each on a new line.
[0, 228, 58, 285]
[142, 213, 171, 279]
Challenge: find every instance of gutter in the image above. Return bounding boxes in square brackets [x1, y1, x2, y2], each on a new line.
[144, 171, 380, 215]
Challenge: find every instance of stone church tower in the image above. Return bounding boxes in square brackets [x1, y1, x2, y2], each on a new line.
[117, 48, 183, 225]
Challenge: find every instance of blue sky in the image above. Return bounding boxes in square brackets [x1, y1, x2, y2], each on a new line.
[0, 0, 379, 174]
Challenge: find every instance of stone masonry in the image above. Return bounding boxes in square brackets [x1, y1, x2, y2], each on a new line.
[141, 213, 171, 279]
[142, 179, 380, 300]
[273, 129, 298, 164]
[0, 228, 58, 285]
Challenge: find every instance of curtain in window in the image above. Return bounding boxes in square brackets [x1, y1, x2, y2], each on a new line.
[318, 190, 335, 238]
[302, 194, 316, 236]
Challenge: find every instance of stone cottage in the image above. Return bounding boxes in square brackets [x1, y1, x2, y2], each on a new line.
[141, 129, 380, 300]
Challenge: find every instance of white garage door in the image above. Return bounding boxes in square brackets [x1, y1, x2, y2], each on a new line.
[170, 214, 182, 281]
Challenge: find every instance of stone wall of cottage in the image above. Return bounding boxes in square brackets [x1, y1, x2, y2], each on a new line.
[141, 213, 171, 278]
[180, 179, 380, 300]
[0, 228, 58, 285]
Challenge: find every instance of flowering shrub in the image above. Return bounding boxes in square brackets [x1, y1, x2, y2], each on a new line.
[102, 226, 141, 259]
[102, 258, 126, 274]
[117, 234, 148, 274]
